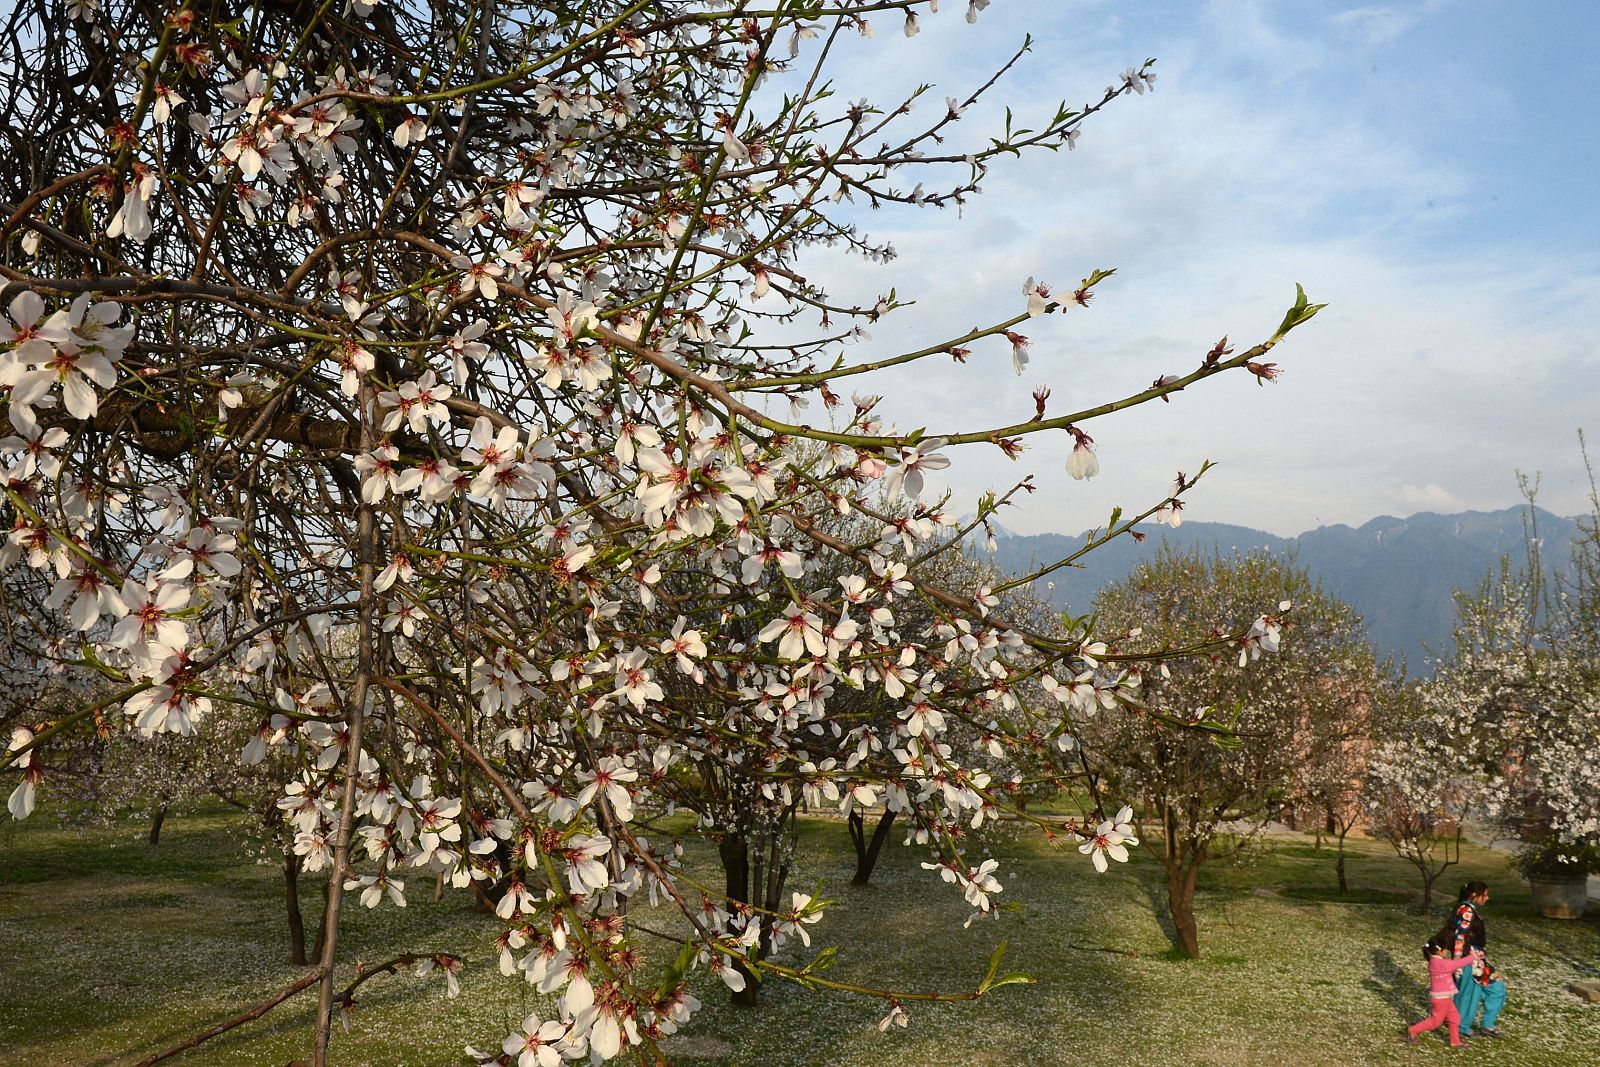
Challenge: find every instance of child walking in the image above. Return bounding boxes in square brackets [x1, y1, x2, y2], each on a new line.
[1408, 933, 1483, 1047]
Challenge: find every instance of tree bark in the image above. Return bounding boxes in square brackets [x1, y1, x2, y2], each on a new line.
[848, 808, 897, 887]
[311, 677, 369, 1065]
[718, 829, 760, 1007]
[1166, 861, 1202, 958]
[285, 852, 308, 966]
[147, 802, 168, 846]
[311, 876, 331, 963]
[1335, 829, 1350, 894]
[311, 382, 378, 1067]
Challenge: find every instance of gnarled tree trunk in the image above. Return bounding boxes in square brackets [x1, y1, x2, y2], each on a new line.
[284, 852, 308, 966]
[718, 828, 761, 1006]
[716, 804, 797, 1007]
[847, 808, 897, 887]
[311, 876, 332, 963]
[1334, 826, 1350, 894]
[1165, 860, 1202, 959]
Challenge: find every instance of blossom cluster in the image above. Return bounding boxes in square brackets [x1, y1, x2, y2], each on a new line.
[0, 1, 1310, 1060]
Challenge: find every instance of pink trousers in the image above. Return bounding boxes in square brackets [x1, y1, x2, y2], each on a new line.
[1410, 997, 1462, 1046]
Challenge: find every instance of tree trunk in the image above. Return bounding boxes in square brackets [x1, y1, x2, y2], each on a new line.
[1334, 829, 1349, 894]
[718, 830, 761, 1006]
[147, 803, 168, 846]
[849, 808, 896, 887]
[311, 876, 332, 963]
[284, 853, 308, 966]
[1166, 861, 1202, 958]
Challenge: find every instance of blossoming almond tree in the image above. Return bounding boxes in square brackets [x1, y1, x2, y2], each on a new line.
[1, 2, 1318, 1062]
[1084, 550, 1367, 957]
[1417, 480, 1600, 866]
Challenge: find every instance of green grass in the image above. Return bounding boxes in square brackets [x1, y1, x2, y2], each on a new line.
[1, 810, 1597, 1066]
[1277, 884, 1416, 906]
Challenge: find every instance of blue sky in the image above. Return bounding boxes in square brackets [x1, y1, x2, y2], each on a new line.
[776, 0, 1600, 535]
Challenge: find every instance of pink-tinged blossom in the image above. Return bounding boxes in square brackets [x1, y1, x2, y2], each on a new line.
[0, 290, 56, 362]
[1121, 65, 1157, 95]
[25, 297, 121, 419]
[1023, 276, 1052, 317]
[109, 578, 190, 658]
[708, 953, 746, 992]
[1066, 432, 1099, 480]
[545, 292, 598, 349]
[355, 442, 423, 503]
[374, 550, 416, 593]
[335, 338, 375, 397]
[106, 168, 157, 243]
[413, 954, 461, 998]
[451, 255, 504, 301]
[416, 457, 465, 504]
[378, 370, 453, 433]
[152, 82, 185, 123]
[1005, 331, 1030, 375]
[659, 618, 707, 677]
[609, 650, 662, 712]
[1078, 805, 1139, 872]
[345, 872, 407, 908]
[220, 69, 268, 118]
[563, 833, 613, 895]
[1, 424, 67, 480]
[124, 652, 212, 735]
[392, 114, 428, 147]
[444, 319, 490, 383]
[757, 603, 827, 660]
[882, 440, 950, 500]
[577, 754, 640, 822]
[501, 1011, 573, 1067]
[522, 779, 580, 825]
[46, 565, 127, 630]
[613, 420, 659, 466]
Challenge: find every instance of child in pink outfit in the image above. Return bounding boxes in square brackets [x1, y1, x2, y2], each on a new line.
[1408, 936, 1483, 1047]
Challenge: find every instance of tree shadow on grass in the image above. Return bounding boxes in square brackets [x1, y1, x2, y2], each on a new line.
[1133, 869, 1181, 953]
[1364, 947, 1425, 1023]
[1525, 921, 1600, 980]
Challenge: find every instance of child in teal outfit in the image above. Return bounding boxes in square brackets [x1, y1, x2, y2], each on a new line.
[1451, 880, 1509, 1039]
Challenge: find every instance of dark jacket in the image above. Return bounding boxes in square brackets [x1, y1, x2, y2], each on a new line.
[1450, 900, 1497, 985]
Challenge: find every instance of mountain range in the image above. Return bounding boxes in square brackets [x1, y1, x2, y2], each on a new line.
[982, 507, 1587, 671]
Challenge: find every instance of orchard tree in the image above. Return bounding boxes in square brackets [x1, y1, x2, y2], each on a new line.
[1086, 549, 1369, 957]
[0, 2, 1320, 1063]
[1510, 474, 1600, 849]
[1422, 473, 1600, 859]
[1368, 546, 1543, 914]
[630, 503, 1054, 1003]
[1292, 649, 1383, 893]
[1364, 683, 1481, 914]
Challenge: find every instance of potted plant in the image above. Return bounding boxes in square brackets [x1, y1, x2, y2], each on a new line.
[1513, 839, 1599, 919]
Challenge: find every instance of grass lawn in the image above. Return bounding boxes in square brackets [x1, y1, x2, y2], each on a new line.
[1, 810, 1597, 1066]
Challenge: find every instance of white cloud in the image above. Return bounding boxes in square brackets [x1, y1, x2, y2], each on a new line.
[1324, 2, 1448, 48]
[747, 1, 1600, 537]
[1394, 483, 1467, 512]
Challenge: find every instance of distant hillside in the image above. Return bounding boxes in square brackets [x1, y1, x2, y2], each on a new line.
[984, 507, 1584, 671]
